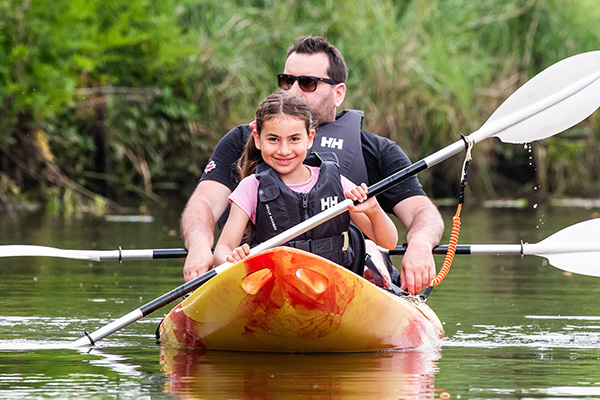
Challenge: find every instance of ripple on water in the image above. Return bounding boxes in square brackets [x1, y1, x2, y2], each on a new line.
[0, 315, 164, 350]
[443, 315, 600, 349]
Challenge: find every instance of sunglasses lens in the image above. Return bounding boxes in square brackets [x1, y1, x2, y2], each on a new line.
[298, 76, 318, 92]
[278, 74, 294, 90]
[277, 74, 321, 92]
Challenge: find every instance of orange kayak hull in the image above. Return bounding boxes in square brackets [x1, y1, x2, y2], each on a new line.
[158, 247, 443, 352]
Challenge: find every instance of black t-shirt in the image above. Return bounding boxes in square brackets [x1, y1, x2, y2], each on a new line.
[199, 113, 426, 214]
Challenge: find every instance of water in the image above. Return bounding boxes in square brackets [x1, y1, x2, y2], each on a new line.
[1, 204, 599, 399]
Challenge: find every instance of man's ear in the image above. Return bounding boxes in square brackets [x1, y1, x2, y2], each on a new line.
[334, 83, 346, 108]
[252, 129, 261, 150]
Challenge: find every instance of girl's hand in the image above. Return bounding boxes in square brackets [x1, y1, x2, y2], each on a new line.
[226, 243, 251, 263]
[346, 183, 378, 214]
[346, 182, 398, 251]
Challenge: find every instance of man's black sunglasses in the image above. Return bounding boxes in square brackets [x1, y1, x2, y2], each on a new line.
[277, 74, 339, 92]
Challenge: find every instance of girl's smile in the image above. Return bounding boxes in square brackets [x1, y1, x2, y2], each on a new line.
[274, 157, 294, 165]
[252, 115, 315, 185]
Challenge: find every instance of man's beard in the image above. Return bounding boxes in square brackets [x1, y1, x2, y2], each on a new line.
[309, 96, 337, 126]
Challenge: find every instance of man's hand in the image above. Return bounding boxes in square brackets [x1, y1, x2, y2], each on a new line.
[181, 181, 232, 282]
[183, 242, 216, 282]
[399, 241, 437, 294]
[393, 195, 444, 294]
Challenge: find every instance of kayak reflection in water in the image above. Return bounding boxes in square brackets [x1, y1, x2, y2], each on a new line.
[159, 345, 441, 399]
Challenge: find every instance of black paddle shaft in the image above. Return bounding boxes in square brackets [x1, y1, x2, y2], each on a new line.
[140, 269, 216, 316]
[152, 249, 188, 259]
[363, 160, 428, 203]
[389, 244, 472, 256]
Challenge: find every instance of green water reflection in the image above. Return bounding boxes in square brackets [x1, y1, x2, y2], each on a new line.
[1, 205, 599, 399]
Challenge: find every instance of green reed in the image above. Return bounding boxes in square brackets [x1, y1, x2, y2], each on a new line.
[1, 0, 598, 213]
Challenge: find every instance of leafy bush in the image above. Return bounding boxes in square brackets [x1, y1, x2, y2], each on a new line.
[1, 0, 599, 215]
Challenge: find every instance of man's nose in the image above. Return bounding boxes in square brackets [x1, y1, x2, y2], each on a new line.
[289, 81, 304, 96]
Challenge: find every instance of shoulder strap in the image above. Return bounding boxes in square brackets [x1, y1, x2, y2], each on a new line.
[313, 110, 368, 185]
[304, 151, 339, 167]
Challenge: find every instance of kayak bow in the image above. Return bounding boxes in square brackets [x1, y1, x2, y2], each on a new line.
[157, 247, 443, 352]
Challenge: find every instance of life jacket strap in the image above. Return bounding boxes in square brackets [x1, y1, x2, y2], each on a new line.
[286, 231, 349, 254]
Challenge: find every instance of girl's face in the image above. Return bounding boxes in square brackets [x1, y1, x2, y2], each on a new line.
[252, 114, 315, 183]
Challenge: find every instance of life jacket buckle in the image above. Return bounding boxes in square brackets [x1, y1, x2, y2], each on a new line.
[341, 231, 349, 252]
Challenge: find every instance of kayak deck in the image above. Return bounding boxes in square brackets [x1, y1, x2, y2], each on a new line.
[158, 247, 443, 352]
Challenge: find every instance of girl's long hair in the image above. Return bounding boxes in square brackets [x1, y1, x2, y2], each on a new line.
[238, 90, 314, 179]
[237, 90, 314, 243]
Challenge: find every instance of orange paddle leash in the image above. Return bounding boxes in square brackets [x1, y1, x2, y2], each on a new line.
[431, 135, 473, 287]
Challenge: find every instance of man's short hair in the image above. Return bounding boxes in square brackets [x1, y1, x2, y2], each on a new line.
[286, 35, 348, 84]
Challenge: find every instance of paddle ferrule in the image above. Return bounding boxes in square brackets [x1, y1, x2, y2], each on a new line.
[421, 141, 468, 169]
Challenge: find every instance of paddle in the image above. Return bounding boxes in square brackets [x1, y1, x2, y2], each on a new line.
[384, 218, 600, 277]
[368, 51, 600, 198]
[0, 245, 188, 261]
[6, 218, 600, 278]
[70, 51, 600, 347]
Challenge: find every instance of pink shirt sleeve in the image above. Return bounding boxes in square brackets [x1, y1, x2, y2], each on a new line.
[228, 175, 260, 223]
[340, 174, 356, 194]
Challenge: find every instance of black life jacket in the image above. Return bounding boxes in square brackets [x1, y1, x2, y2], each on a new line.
[218, 110, 368, 228]
[310, 109, 368, 186]
[251, 152, 355, 267]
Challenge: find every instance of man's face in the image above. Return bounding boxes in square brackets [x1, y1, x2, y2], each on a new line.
[282, 52, 346, 125]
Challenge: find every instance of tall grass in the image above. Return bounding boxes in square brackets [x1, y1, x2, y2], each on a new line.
[1, 0, 599, 213]
[177, 0, 600, 199]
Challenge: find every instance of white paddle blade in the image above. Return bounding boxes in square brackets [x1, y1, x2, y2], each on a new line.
[482, 51, 600, 144]
[0, 245, 103, 261]
[544, 252, 600, 277]
[527, 219, 600, 277]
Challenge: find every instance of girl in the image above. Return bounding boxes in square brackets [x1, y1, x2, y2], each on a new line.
[213, 91, 398, 283]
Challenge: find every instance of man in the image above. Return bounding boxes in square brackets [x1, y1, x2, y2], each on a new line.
[181, 36, 444, 294]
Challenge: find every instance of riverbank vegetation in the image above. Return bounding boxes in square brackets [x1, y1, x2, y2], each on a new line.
[1, 0, 599, 215]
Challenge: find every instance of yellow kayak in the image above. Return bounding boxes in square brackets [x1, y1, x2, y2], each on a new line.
[157, 247, 443, 352]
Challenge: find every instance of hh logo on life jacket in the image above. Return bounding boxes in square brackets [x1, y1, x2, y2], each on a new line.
[320, 136, 344, 150]
[321, 196, 338, 210]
